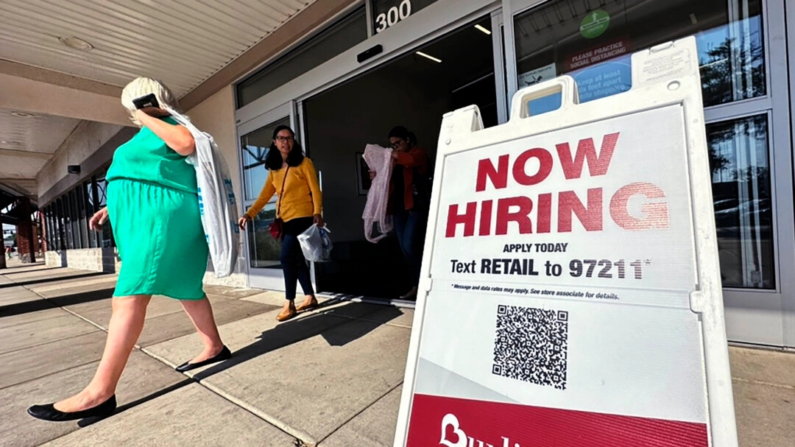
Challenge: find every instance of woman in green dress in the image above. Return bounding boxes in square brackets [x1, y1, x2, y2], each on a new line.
[28, 77, 231, 422]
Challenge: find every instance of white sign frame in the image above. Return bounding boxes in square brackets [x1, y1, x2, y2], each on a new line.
[394, 37, 737, 447]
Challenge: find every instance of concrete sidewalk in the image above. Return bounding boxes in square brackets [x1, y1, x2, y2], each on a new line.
[1, 262, 793, 446]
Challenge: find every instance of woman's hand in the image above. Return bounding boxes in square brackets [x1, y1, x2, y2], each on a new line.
[89, 208, 109, 232]
[314, 214, 325, 228]
[238, 215, 251, 230]
[368, 170, 376, 180]
[135, 107, 169, 118]
[135, 109, 195, 156]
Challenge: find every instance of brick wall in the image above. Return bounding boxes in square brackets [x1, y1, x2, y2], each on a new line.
[45, 247, 118, 272]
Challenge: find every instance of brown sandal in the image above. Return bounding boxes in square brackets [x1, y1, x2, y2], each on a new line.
[277, 303, 297, 322]
[296, 297, 319, 312]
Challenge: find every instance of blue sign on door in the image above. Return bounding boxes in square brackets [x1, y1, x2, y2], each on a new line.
[570, 54, 632, 103]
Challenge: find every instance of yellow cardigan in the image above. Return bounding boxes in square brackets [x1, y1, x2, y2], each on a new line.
[245, 158, 323, 222]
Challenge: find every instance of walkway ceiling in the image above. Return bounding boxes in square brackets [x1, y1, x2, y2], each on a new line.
[0, 0, 317, 201]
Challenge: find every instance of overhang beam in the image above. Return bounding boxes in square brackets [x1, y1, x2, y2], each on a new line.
[0, 60, 131, 126]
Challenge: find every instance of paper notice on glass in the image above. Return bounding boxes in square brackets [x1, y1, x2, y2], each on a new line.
[518, 63, 557, 87]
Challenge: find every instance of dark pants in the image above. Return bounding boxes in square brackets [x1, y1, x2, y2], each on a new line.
[393, 208, 426, 286]
[281, 217, 315, 301]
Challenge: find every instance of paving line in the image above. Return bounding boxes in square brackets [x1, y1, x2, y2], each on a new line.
[197, 379, 317, 446]
[0, 328, 105, 357]
[732, 376, 795, 390]
[316, 381, 404, 446]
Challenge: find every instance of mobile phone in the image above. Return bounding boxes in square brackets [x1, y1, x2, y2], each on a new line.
[132, 93, 159, 110]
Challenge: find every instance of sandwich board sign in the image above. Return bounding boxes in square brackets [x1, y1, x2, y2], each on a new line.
[394, 37, 738, 447]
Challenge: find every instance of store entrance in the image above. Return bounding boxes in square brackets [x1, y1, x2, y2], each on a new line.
[304, 16, 498, 300]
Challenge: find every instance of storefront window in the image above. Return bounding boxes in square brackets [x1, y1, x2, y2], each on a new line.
[58, 197, 70, 250]
[708, 115, 773, 289]
[66, 191, 74, 248]
[95, 175, 114, 248]
[84, 181, 98, 248]
[76, 185, 88, 249]
[246, 204, 281, 269]
[64, 192, 72, 249]
[50, 202, 58, 250]
[69, 189, 82, 249]
[50, 207, 60, 251]
[513, 0, 765, 111]
[58, 200, 66, 250]
[236, 7, 368, 108]
[241, 116, 291, 201]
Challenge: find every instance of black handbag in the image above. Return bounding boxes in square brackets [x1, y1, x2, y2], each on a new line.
[269, 166, 290, 240]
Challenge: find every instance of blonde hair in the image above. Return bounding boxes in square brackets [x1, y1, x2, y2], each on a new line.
[120, 77, 180, 126]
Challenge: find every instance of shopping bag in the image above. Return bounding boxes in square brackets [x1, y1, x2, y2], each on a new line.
[163, 106, 239, 277]
[297, 224, 333, 263]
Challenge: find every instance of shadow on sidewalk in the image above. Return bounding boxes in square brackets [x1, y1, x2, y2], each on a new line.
[193, 300, 403, 382]
[0, 288, 116, 318]
[2, 266, 63, 274]
[77, 378, 196, 428]
[0, 272, 108, 289]
[73, 302, 401, 427]
[2, 262, 47, 270]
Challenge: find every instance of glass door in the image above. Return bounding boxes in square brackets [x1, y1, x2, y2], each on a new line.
[238, 102, 296, 291]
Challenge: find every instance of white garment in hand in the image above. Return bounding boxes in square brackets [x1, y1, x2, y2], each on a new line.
[362, 144, 393, 243]
[163, 106, 239, 277]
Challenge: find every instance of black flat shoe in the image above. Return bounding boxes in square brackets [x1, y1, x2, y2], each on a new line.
[175, 345, 232, 372]
[27, 395, 116, 422]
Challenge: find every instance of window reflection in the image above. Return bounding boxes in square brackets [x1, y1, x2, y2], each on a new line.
[63, 196, 73, 249]
[71, 190, 82, 249]
[85, 181, 97, 248]
[95, 175, 115, 248]
[246, 204, 281, 269]
[57, 199, 66, 251]
[240, 116, 290, 201]
[697, 9, 765, 106]
[41, 173, 117, 252]
[237, 8, 368, 108]
[513, 0, 765, 111]
[708, 115, 773, 289]
[76, 186, 88, 249]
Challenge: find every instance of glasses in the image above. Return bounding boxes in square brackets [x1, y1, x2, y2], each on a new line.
[389, 140, 404, 149]
[275, 136, 294, 143]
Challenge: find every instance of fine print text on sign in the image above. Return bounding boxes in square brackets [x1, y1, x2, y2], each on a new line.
[396, 38, 737, 447]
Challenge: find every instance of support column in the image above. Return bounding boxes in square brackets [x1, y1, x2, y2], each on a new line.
[17, 198, 35, 263]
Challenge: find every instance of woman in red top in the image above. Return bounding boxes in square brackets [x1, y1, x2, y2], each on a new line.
[372, 126, 431, 300]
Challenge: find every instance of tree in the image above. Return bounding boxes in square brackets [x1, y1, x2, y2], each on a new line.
[699, 36, 766, 107]
[709, 146, 730, 176]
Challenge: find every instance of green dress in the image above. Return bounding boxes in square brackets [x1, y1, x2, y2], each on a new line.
[105, 117, 208, 300]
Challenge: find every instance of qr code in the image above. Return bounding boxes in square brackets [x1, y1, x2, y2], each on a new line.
[492, 305, 569, 390]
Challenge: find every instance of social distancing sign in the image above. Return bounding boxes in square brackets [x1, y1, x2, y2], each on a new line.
[394, 38, 737, 447]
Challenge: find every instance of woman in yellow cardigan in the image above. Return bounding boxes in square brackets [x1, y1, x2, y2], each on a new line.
[239, 125, 323, 322]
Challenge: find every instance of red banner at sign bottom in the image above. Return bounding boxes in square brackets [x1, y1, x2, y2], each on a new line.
[406, 394, 708, 447]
